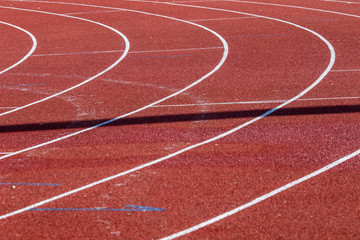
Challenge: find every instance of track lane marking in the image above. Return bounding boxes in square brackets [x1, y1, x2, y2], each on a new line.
[0, 0, 336, 223]
[189, 16, 257, 21]
[0, 5, 130, 117]
[224, 0, 360, 19]
[152, 96, 360, 107]
[31, 46, 223, 57]
[321, 0, 360, 4]
[0, 0, 229, 219]
[0, 20, 37, 75]
[162, 149, 360, 239]
[332, 69, 360, 72]
[136, 1, 359, 237]
[0, 182, 60, 186]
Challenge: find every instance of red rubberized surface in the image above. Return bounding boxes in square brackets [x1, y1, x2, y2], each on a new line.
[0, 0, 359, 239]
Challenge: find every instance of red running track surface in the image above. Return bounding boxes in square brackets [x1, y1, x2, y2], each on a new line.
[0, 0, 359, 239]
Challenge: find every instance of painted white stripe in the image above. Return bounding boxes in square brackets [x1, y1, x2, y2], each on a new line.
[0, 21, 37, 75]
[32, 49, 125, 56]
[66, 9, 123, 15]
[0, 6, 130, 117]
[152, 96, 360, 107]
[162, 149, 360, 239]
[0, 0, 228, 219]
[31, 46, 223, 57]
[0, 0, 336, 222]
[189, 16, 257, 21]
[146, 1, 360, 238]
[225, 0, 360, 19]
[321, 0, 360, 4]
[332, 69, 360, 72]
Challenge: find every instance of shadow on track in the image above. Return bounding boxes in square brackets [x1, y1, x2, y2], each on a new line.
[1, 104, 359, 133]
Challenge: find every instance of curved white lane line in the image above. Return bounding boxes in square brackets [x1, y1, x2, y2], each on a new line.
[0, 21, 37, 75]
[0, 5, 130, 117]
[0, 0, 229, 219]
[0, 2, 228, 160]
[162, 149, 360, 239]
[0, 0, 336, 221]
[226, 0, 360, 19]
[145, 1, 360, 238]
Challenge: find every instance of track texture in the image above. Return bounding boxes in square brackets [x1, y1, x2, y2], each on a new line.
[0, 0, 359, 239]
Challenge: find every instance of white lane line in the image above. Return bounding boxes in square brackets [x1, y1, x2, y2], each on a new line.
[0, 5, 130, 117]
[32, 49, 125, 56]
[31, 46, 223, 57]
[162, 149, 360, 239]
[147, 1, 360, 238]
[0, 21, 37, 75]
[0, 0, 228, 219]
[189, 16, 257, 21]
[321, 0, 360, 4]
[225, 0, 360, 19]
[332, 69, 360, 72]
[0, 0, 335, 221]
[65, 9, 123, 15]
[152, 96, 360, 107]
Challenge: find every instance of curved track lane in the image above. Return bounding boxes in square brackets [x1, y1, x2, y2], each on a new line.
[0, 0, 359, 239]
[0, 20, 36, 75]
[0, 5, 130, 117]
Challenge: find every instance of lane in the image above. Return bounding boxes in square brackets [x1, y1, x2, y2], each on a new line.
[0, 0, 359, 239]
[0, 0, 342, 239]
[0, 20, 37, 75]
[148, 0, 358, 238]
[0, 0, 229, 222]
[0, 5, 130, 117]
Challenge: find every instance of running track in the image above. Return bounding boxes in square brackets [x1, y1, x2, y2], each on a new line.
[0, 0, 359, 239]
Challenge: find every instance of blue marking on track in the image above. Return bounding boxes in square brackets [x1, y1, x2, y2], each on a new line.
[30, 205, 165, 212]
[0, 182, 60, 186]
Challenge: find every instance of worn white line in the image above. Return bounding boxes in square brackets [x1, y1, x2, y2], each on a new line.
[32, 49, 125, 56]
[162, 149, 360, 239]
[0, 5, 130, 117]
[0, 21, 37, 75]
[331, 69, 360, 72]
[0, 0, 228, 219]
[130, 46, 223, 53]
[189, 16, 257, 21]
[31, 46, 223, 57]
[152, 96, 360, 107]
[65, 9, 123, 15]
[225, 0, 360, 19]
[321, 0, 360, 4]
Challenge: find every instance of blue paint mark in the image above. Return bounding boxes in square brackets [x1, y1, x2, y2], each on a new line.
[225, 33, 283, 39]
[30, 205, 165, 212]
[0, 182, 60, 186]
[125, 205, 165, 212]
